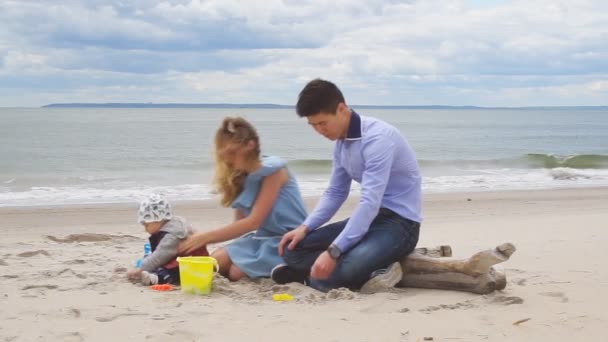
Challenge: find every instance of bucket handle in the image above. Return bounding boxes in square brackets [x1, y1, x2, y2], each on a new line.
[177, 257, 220, 273]
[211, 257, 220, 274]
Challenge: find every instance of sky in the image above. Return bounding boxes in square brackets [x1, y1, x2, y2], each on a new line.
[1, 0, 607, 107]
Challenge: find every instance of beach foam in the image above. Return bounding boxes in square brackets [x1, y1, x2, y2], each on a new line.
[2, 167, 608, 207]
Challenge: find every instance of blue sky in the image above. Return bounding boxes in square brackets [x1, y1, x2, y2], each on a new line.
[1, 0, 607, 107]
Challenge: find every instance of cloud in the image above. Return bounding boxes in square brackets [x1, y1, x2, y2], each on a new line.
[0, 0, 327, 51]
[0, 0, 607, 106]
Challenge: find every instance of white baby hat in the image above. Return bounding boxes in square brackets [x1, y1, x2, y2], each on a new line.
[138, 193, 173, 224]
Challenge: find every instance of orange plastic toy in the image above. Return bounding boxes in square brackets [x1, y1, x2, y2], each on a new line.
[150, 284, 174, 291]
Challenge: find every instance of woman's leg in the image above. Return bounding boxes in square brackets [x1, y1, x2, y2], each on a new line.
[211, 247, 232, 278]
[228, 265, 246, 281]
[211, 247, 247, 281]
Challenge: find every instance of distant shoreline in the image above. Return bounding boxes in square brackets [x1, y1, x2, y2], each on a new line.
[38, 103, 608, 110]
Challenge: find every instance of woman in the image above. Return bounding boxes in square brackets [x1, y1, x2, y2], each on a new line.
[179, 117, 307, 281]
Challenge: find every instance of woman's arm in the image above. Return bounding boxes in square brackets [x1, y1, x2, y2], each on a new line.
[204, 168, 288, 243]
[234, 208, 245, 222]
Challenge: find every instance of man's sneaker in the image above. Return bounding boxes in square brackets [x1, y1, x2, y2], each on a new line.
[141, 271, 159, 286]
[359, 262, 403, 294]
[270, 264, 307, 285]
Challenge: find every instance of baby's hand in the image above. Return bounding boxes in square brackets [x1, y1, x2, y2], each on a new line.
[127, 268, 142, 280]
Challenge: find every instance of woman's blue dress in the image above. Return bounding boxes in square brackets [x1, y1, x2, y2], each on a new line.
[224, 155, 307, 278]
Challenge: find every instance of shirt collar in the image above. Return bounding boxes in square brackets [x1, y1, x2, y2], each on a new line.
[345, 111, 362, 140]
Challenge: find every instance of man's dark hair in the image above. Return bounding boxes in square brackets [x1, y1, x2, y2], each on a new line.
[296, 79, 346, 117]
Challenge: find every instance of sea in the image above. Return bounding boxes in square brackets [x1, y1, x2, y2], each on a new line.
[1, 107, 607, 207]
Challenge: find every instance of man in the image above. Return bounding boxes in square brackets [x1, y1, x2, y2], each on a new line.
[273, 79, 422, 293]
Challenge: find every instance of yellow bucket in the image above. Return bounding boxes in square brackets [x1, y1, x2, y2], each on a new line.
[176, 256, 219, 295]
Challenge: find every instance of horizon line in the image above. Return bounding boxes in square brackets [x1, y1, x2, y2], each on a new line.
[28, 102, 608, 110]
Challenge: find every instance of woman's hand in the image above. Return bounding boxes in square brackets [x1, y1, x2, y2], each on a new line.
[178, 232, 209, 254]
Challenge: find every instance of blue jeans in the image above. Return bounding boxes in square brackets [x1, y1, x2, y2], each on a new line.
[283, 208, 420, 292]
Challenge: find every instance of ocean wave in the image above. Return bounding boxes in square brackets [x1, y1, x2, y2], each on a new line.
[284, 154, 608, 172]
[0, 184, 215, 207]
[550, 168, 593, 180]
[2, 167, 608, 207]
[422, 167, 608, 192]
[286, 159, 333, 171]
[418, 153, 608, 170]
[524, 153, 608, 169]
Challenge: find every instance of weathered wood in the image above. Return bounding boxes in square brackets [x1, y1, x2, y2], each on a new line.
[491, 267, 507, 291]
[399, 270, 498, 294]
[414, 245, 452, 258]
[402, 243, 515, 277]
[398, 243, 516, 294]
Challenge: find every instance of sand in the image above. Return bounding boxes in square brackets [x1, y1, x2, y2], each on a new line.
[1, 187, 607, 341]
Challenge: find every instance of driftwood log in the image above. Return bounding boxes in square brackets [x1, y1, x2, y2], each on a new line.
[399, 243, 516, 294]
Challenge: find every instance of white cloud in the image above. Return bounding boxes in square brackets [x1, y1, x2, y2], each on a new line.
[0, 0, 607, 106]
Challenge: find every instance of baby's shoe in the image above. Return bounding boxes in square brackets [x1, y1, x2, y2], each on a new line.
[141, 271, 159, 286]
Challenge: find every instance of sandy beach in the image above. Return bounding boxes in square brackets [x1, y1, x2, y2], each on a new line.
[1, 187, 607, 342]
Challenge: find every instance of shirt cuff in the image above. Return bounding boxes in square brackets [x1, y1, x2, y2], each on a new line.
[303, 217, 318, 232]
[332, 236, 351, 254]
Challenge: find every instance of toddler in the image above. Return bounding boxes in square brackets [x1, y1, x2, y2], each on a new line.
[127, 194, 208, 285]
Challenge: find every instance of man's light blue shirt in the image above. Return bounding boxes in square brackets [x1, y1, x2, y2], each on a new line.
[303, 111, 422, 253]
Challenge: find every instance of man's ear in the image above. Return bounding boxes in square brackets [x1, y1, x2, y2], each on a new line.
[336, 102, 348, 115]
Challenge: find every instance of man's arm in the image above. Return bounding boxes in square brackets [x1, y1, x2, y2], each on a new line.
[331, 133, 396, 253]
[302, 145, 352, 231]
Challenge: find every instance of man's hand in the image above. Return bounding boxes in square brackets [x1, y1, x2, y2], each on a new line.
[310, 251, 337, 280]
[178, 232, 209, 254]
[278, 225, 308, 256]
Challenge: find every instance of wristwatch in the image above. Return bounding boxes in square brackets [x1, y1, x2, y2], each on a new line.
[327, 244, 342, 260]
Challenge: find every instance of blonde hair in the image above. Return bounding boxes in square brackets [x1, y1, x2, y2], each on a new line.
[213, 117, 261, 207]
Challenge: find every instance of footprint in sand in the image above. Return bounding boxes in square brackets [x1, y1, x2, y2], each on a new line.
[539, 291, 568, 303]
[17, 250, 50, 258]
[506, 268, 527, 274]
[64, 259, 86, 265]
[69, 308, 81, 318]
[165, 329, 199, 339]
[95, 312, 147, 322]
[58, 332, 84, 342]
[55, 268, 87, 279]
[21, 284, 58, 291]
[64, 281, 101, 291]
[490, 295, 524, 305]
[143, 330, 199, 341]
[515, 278, 527, 286]
[46, 233, 138, 243]
[420, 300, 476, 313]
